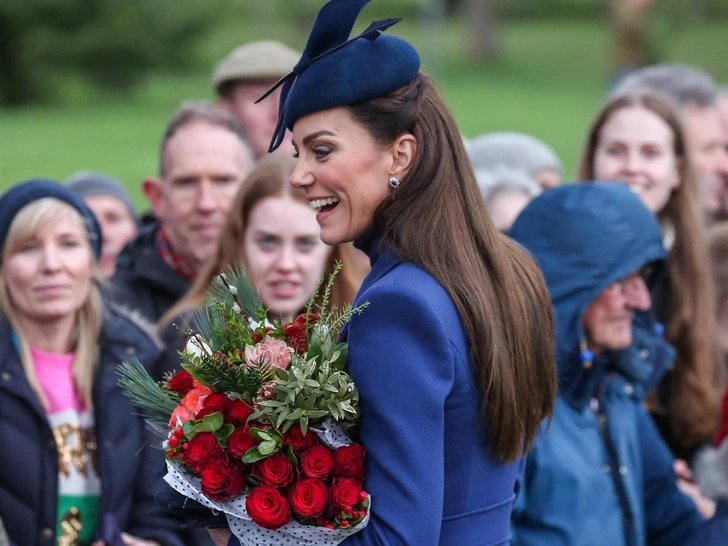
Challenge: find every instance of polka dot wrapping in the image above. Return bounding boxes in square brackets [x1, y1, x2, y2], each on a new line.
[163, 421, 369, 545]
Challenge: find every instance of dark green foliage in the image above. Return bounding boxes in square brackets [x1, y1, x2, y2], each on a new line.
[0, 0, 215, 105]
[117, 358, 179, 427]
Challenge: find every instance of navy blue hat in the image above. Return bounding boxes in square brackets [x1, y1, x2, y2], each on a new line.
[258, 0, 421, 152]
[0, 179, 102, 259]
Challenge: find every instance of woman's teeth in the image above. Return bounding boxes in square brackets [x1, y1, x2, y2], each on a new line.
[310, 197, 340, 210]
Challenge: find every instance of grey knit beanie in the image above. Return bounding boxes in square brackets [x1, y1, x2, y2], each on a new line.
[467, 132, 562, 177]
[65, 170, 138, 219]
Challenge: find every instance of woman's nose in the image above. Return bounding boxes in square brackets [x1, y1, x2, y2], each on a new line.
[40, 245, 62, 271]
[290, 159, 314, 189]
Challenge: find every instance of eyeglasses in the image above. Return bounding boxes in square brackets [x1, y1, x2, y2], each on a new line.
[611, 263, 658, 293]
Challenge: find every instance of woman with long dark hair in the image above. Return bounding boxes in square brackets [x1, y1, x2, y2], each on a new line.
[209, 1, 557, 544]
[577, 91, 724, 462]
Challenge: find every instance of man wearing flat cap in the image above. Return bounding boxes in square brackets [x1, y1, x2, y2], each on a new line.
[213, 40, 300, 158]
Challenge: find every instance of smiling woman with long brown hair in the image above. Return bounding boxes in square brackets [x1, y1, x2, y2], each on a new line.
[209, 0, 557, 545]
[577, 90, 724, 462]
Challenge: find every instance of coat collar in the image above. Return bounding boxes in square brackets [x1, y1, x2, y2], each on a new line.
[0, 317, 50, 420]
[339, 229, 401, 341]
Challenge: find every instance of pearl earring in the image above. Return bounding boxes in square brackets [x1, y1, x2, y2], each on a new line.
[389, 176, 400, 190]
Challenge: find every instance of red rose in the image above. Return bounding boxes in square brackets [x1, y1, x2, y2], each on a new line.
[228, 399, 254, 425]
[299, 445, 335, 480]
[295, 313, 320, 325]
[283, 426, 319, 452]
[195, 392, 232, 420]
[251, 453, 295, 488]
[333, 444, 366, 480]
[227, 425, 259, 458]
[283, 321, 308, 355]
[200, 456, 246, 501]
[329, 476, 362, 511]
[246, 485, 291, 530]
[289, 478, 328, 518]
[168, 369, 194, 396]
[185, 432, 224, 473]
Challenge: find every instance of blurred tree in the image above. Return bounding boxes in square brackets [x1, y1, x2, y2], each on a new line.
[610, 0, 656, 76]
[0, 0, 215, 105]
[466, 0, 501, 60]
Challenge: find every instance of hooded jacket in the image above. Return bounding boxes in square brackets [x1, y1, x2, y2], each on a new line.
[508, 182, 702, 546]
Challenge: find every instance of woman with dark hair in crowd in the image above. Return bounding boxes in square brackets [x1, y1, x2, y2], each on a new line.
[208, 0, 557, 544]
[0, 180, 183, 546]
[577, 91, 724, 464]
[160, 155, 364, 330]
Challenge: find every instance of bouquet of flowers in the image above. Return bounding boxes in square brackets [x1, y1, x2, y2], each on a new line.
[118, 264, 370, 545]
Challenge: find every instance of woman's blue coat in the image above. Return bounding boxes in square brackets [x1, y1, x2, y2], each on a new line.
[0, 307, 184, 546]
[336, 232, 522, 546]
[508, 183, 703, 546]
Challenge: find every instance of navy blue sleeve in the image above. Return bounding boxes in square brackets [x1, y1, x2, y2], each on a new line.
[342, 285, 455, 545]
[639, 407, 702, 546]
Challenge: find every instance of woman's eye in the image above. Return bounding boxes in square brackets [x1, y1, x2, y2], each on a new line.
[313, 146, 332, 160]
[19, 243, 38, 252]
[257, 236, 277, 250]
[296, 239, 316, 252]
[61, 240, 81, 248]
[606, 146, 624, 157]
[643, 148, 660, 158]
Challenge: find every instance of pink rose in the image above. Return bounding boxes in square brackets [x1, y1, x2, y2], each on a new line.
[245, 336, 292, 370]
[168, 381, 212, 427]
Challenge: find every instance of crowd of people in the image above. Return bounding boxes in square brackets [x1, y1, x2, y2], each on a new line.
[2, 0, 728, 544]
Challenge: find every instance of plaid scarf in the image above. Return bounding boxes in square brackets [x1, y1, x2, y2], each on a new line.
[155, 227, 197, 282]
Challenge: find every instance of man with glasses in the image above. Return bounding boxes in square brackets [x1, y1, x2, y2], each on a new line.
[508, 182, 704, 546]
[113, 100, 255, 322]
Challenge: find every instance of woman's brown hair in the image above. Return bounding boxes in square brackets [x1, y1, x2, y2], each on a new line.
[161, 156, 365, 329]
[347, 73, 557, 463]
[577, 91, 723, 448]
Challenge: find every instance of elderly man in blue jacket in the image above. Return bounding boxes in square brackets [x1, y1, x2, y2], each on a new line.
[508, 182, 704, 546]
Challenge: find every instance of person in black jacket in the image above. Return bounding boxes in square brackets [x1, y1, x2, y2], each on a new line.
[0, 179, 184, 546]
[112, 100, 255, 325]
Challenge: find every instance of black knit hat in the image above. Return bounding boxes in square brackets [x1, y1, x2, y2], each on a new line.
[0, 178, 102, 259]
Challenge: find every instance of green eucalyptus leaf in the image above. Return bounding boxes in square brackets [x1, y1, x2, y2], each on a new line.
[258, 440, 276, 455]
[300, 416, 309, 436]
[241, 446, 267, 464]
[249, 427, 269, 441]
[285, 445, 298, 466]
[276, 408, 290, 428]
[215, 424, 235, 444]
[202, 412, 224, 432]
[287, 408, 303, 420]
[306, 410, 328, 419]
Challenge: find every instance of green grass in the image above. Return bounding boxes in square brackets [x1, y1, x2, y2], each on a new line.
[1, 17, 727, 207]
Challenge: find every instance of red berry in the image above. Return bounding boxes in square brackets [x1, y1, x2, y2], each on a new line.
[173, 428, 184, 438]
[325, 523, 335, 530]
[340, 520, 350, 528]
[168, 437, 179, 448]
[166, 450, 175, 458]
[359, 490, 368, 501]
[179, 453, 186, 462]
[182, 442, 189, 451]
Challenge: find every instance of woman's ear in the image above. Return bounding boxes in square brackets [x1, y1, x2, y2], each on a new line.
[389, 134, 417, 180]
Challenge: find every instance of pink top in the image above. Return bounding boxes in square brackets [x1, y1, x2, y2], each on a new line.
[31, 347, 85, 413]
